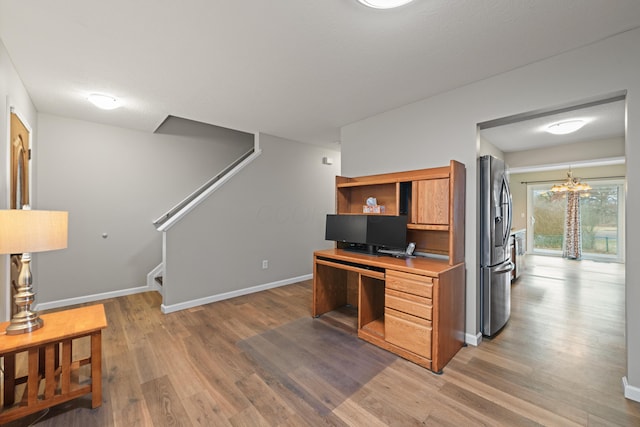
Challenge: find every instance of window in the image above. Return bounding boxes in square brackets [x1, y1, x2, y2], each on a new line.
[527, 180, 624, 262]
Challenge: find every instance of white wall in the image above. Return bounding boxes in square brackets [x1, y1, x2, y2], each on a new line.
[0, 39, 38, 321]
[341, 28, 640, 397]
[478, 135, 504, 159]
[33, 114, 253, 306]
[163, 133, 340, 310]
[506, 137, 625, 170]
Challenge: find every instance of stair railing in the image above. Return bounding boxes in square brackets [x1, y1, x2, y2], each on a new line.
[153, 145, 261, 231]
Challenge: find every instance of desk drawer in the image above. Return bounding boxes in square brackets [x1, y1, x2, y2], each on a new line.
[385, 307, 432, 359]
[386, 270, 433, 298]
[385, 288, 432, 320]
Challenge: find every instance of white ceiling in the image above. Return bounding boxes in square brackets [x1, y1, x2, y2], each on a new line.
[480, 99, 626, 153]
[1, 1, 640, 147]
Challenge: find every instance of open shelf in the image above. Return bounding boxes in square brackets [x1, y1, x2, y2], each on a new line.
[361, 318, 385, 338]
[337, 183, 399, 216]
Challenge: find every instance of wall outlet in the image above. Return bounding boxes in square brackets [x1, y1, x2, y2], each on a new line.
[262, 260, 269, 269]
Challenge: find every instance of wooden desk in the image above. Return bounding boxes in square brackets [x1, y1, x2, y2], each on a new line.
[0, 304, 107, 424]
[313, 249, 465, 373]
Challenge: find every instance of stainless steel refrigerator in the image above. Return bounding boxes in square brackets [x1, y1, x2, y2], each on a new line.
[479, 155, 514, 336]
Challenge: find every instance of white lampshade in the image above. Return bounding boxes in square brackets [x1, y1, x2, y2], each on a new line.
[0, 210, 68, 254]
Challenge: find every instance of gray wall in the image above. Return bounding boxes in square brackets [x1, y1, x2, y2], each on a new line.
[0, 39, 38, 321]
[33, 114, 253, 305]
[163, 133, 340, 308]
[341, 28, 640, 392]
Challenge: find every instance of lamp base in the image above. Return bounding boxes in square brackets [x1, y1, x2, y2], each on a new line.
[6, 313, 44, 335]
[6, 253, 44, 335]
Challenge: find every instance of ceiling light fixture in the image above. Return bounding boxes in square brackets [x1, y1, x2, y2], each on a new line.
[357, 0, 415, 9]
[88, 93, 122, 110]
[545, 119, 586, 135]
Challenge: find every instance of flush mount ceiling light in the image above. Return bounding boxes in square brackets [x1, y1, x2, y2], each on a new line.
[357, 0, 415, 9]
[88, 93, 122, 110]
[545, 119, 586, 135]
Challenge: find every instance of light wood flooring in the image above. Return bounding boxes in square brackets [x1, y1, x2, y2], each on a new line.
[4, 255, 640, 426]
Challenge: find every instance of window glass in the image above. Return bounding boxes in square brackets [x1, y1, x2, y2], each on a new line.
[528, 180, 623, 261]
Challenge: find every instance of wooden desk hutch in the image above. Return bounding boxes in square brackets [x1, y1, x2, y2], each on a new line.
[313, 160, 465, 373]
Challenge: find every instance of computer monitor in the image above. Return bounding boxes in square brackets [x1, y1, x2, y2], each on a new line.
[325, 214, 407, 254]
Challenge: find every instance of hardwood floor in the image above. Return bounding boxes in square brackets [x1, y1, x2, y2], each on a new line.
[3, 255, 640, 426]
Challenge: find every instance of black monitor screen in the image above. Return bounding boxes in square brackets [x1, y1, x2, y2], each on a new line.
[325, 214, 407, 250]
[366, 215, 408, 248]
[325, 214, 368, 245]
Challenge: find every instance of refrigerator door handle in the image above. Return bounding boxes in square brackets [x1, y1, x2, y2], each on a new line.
[504, 177, 513, 238]
[499, 176, 512, 249]
[494, 261, 515, 274]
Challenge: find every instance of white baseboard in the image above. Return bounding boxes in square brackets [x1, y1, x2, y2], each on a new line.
[465, 331, 482, 347]
[623, 377, 640, 402]
[35, 285, 158, 312]
[34, 274, 311, 315]
[161, 274, 312, 314]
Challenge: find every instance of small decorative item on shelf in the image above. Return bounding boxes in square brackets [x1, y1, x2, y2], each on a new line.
[363, 196, 385, 214]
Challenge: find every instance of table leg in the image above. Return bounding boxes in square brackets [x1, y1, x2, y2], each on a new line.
[90, 331, 102, 408]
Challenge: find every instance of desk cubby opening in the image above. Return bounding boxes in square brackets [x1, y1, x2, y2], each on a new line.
[358, 276, 385, 338]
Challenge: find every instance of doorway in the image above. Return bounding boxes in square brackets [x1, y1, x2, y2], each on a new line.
[9, 111, 31, 317]
[479, 95, 626, 264]
[477, 93, 626, 340]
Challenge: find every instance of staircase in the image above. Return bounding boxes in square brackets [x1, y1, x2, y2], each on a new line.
[148, 138, 262, 294]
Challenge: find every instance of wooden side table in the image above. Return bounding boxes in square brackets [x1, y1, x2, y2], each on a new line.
[0, 304, 107, 424]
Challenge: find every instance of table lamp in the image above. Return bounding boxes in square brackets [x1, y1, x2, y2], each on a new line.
[0, 208, 68, 335]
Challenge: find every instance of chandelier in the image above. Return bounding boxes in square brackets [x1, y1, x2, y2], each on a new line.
[550, 169, 592, 192]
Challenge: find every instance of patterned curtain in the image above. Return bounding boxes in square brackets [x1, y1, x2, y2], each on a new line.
[563, 191, 582, 259]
